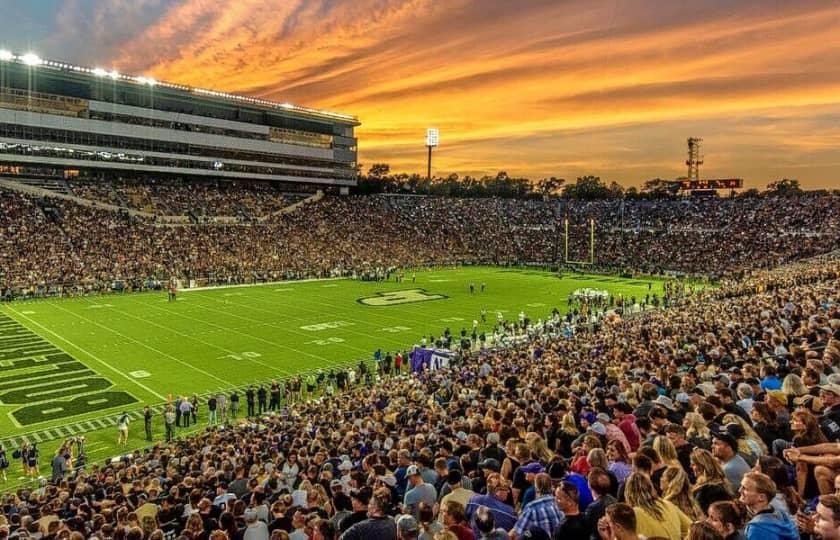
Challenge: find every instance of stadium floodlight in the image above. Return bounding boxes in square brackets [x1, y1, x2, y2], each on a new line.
[92, 67, 107, 77]
[0, 50, 13, 61]
[426, 128, 439, 148]
[145, 77, 156, 86]
[108, 70, 119, 80]
[426, 128, 439, 180]
[21, 53, 42, 66]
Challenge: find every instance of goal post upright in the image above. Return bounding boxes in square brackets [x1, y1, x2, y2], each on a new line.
[562, 216, 596, 268]
[564, 218, 569, 263]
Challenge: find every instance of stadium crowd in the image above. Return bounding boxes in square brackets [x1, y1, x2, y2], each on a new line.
[2, 187, 839, 299]
[1, 250, 839, 540]
[67, 180, 301, 219]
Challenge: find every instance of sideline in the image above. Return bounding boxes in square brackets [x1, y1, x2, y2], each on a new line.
[178, 276, 348, 293]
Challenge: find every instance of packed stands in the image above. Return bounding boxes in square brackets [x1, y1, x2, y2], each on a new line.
[1, 249, 838, 540]
[2, 187, 840, 299]
[67, 179, 306, 219]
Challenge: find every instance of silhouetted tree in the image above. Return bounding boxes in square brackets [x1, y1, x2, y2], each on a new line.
[765, 178, 803, 196]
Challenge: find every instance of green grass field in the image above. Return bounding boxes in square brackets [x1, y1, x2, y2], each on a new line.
[0, 267, 662, 489]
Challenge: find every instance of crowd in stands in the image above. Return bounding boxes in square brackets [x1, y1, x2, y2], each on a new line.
[2, 186, 839, 298]
[67, 180, 301, 219]
[1, 250, 839, 540]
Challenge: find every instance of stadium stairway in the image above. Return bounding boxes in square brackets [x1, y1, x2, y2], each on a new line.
[257, 189, 323, 222]
[0, 178, 192, 223]
[6, 177, 71, 195]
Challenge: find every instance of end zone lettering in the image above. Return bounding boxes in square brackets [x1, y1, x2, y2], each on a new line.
[0, 313, 137, 426]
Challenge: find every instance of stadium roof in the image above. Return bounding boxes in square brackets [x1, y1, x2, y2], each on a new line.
[0, 50, 358, 124]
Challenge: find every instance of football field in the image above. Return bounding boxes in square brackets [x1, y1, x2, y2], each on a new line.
[0, 267, 662, 485]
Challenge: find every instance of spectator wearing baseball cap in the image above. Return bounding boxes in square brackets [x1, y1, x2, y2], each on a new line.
[818, 383, 840, 442]
[396, 514, 419, 540]
[711, 432, 751, 491]
[596, 412, 632, 454]
[403, 465, 436, 520]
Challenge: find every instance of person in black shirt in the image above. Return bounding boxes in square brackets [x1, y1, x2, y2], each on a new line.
[340, 488, 396, 540]
[339, 487, 371, 534]
[269, 380, 280, 411]
[553, 481, 588, 539]
[245, 386, 255, 417]
[584, 468, 617, 540]
[818, 383, 840, 442]
[143, 406, 153, 441]
[257, 385, 268, 414]
[230, 390, 239, 419]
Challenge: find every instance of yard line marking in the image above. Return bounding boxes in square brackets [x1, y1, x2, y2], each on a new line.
[112, 297, 324, 373]
[229, 282, 471, 334]
[6, 306, 165, 400]
[52, 300, 229, 387]
[152, 294, 367, 360]
[197, 294, 409, 350]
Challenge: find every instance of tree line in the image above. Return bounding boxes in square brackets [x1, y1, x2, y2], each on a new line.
[353, 164, 831, 200]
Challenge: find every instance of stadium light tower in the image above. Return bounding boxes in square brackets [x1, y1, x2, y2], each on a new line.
[686, 137, 703, 183]
[21, 53, 42, 66]
[426, 128, 439, 181]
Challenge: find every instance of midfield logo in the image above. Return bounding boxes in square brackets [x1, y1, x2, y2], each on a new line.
[358, 289, 447, 306]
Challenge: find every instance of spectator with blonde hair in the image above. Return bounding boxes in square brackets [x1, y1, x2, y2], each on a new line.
[690, 449, 734, 514]
[659, 466, 702, 520]
[738, 472, 798, 540]
[623, 473, 691, 540]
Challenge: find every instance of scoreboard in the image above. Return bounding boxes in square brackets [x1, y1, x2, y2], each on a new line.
[678, 178, 742, 190]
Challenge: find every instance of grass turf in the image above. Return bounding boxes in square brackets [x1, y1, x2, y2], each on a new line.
[0, 267, 663, 489]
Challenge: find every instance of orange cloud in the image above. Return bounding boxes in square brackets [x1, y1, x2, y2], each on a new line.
[105, 0, 840, 188]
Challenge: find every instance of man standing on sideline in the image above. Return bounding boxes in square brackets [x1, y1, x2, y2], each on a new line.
[164, 405, 176, 442]
[257, 384, 267, 414]
[143, 405, 153, 442]
[246, 386, 256, 417]
[230, 389, 240, 419]
[270, 380, 280, 411]
[207, 394, 218, 426]
[179, 397, 193, 428]
[394, 352, 403, 376]
[174, 395, 182, 427]
[217, 392, 227, 422]
[51, 449, 66, 483]
[374, 348, 383, 376]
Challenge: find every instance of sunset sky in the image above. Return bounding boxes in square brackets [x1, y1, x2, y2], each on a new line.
[2, 0, 840, 189]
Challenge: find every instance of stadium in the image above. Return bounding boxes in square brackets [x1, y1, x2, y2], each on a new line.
[1, 25, 840, 540]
